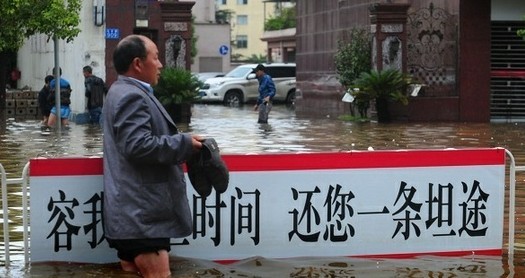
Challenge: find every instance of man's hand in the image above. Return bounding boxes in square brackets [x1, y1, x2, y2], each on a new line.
[191, 135, 203, 150]
[253, 104, 258, 111]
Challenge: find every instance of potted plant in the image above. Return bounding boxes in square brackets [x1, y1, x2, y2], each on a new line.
[351, 69, 412, 122]
[153, 67, 202, 123]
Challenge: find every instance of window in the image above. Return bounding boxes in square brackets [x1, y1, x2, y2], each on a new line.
[237, 15, 248, 25]
[236, 35, 248, 48]
[216, 0, 226, 5]
[237, 0, 247, 5]
[265, 66, 296, 78]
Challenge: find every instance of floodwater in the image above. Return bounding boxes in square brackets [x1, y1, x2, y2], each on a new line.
[2, 103, 525, 277]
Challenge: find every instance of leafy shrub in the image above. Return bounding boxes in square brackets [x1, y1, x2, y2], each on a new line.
[334, 28, 372, 88]
[352, 69, 412, 105]
[264, 7, 296, 31]
[154, 67, 202, 105]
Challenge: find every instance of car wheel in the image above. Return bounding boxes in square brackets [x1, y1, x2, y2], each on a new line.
[285, 90, 296, 105]
[224, 91, 243, 106]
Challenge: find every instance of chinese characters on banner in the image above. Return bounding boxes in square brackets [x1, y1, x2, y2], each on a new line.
[29, 149, 506, 263]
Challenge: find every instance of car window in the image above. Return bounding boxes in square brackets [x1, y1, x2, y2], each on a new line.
[225, 67, 252, 78]
[266, 66, 296, 78]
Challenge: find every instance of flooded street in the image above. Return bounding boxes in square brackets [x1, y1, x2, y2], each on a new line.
[2, 103, 525, 277]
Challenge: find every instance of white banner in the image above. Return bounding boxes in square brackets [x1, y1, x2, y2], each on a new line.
[29, 149, 506, 263]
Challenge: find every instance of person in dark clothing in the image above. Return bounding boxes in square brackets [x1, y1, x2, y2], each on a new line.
[9, 67, 21, 89]
[38, 75, 54, 127]
[252, 64, 276, 124]
[103, 34, 203, 277]
[83, 65, 107, 124]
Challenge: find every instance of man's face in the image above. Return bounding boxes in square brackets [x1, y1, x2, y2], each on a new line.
[140, 38, 163, 86]
[255, 69, 263, 77]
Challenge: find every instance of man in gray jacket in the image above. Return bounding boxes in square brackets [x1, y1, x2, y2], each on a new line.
[103, 34, 203, 277]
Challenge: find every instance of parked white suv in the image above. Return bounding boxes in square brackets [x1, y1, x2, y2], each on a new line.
[198, 63, 296, 105]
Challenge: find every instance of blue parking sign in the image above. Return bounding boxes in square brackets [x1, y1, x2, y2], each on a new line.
[105, 28, 120, 40]
[219, 45, 229, 56]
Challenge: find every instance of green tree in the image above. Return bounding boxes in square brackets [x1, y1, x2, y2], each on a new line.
[216, 9, 234, 24]
[334, 28, 372, 88]
[191, 16, 198, 63]
[0, 0, 81, 108]
[334, 28, 372, 117]
[264, 6, 296, 31]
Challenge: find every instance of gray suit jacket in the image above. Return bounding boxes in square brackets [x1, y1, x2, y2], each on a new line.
[102, 75, 193, 239]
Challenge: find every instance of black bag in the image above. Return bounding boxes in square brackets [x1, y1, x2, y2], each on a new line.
[48, 87, 72, 106]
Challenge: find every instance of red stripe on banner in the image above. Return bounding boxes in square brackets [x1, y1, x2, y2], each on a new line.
[29, 148, 506, 176]
[30, 157, 103, 176]
[222, 148, 506, 171]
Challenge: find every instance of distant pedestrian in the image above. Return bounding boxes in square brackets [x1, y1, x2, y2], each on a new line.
[252, 64, 275, 124]
[9, 67, 21, 89]
[47, 67, 72, 129]
[38, 75, 54, 127]
[83, 65, 107, 124]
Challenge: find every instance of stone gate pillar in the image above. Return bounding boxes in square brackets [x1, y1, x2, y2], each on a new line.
[369, 3, 410, 73]
[159, 1, 195, 70]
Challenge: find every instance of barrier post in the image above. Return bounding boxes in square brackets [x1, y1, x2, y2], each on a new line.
[505, 149, 525, 257]
[0, 162, 29, 267]
[20, 163, 30, 265]
[0, 163, 10, 266]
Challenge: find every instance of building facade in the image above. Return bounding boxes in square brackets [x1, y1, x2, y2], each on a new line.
[16, 0, 197, 116]
[261, 27, 296, 63]
[14, 0, 525, 122]
[215, 0, 278, 61]
[15, 0, 272, 115]
[17, 0, 107, 114]
[295, 0, 525, 122]
[182, 0, 231, 73]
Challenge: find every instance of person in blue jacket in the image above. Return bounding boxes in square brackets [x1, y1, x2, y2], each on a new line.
[252, 64, 276, 124]
[47, 68, 72, 129]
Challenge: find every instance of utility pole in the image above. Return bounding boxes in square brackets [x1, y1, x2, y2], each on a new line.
[53, 36, 62, 132]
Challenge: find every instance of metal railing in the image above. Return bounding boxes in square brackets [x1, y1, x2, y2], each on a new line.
[1, 161, 29, 267]
[506, 149, 521, 256]
[0, 151, 521, 266]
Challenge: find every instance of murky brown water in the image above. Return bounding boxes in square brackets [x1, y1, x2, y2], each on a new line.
[2, 104, 525, 277]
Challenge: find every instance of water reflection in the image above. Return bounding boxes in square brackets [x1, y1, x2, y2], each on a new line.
[2, 254, 515, 277]
[1, 104, 525, 277]
[188, 105, 525, 157]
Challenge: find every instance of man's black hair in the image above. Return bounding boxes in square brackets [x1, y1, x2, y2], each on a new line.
[45, 75, 54, 83]
[113, 35, 148, 74]
[83, 65, 93, 74]
[52, 67, 62, 76]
